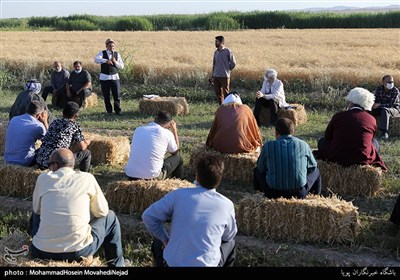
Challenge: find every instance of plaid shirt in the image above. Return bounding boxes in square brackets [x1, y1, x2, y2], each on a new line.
[374, 85, 400, 109]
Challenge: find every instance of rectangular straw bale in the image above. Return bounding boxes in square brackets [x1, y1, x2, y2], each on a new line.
[237, 193, 359, 244]
[0, 231, 104, 267]
[105, 178, 195, 214]
[139, 97, 189, 116]
[72, 132, 130, 165]
[68, 92, 98, 109]
[277, 104, 307, 126]
[0, 164, 43, 198]
[0, 122, 7, 156]
[317, 160, 383, 197]
[388, 116, 400, 136]
[189, 144, 259, 184]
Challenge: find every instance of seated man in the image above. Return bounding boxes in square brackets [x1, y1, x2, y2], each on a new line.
[317, 87, 387, 171]
[9, 79, 55, 124]
[254, 117, 322, 199]
[42, 61, 70, 107]
[125, 110, 183, 180]
[253, 68, 288, 127]
[369, 75, 400, 140]
[29, 148, 124, 267]
[35, 101, 91, 172]
[66, 61, 92, 108]
[4, 101, 48, 166]
[142, 153, 237, 267]
[206, 91, 262, 153]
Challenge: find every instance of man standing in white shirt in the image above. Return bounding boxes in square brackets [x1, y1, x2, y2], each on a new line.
[142, 153, 237, 267]
[95, 38, 124, 115]
[125, 111, 183, 180]
[29, 148, 125, 267]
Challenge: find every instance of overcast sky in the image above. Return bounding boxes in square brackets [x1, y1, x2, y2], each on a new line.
[1, 0, 399, 19]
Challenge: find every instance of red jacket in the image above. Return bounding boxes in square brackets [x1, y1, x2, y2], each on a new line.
[321, 108, 387, 171]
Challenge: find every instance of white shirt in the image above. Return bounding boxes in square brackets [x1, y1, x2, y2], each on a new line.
[260, 78, 288, 108]
[125, 122, 178, 179]
[32, 167, 109, 253]
[142, 185, 237, 267]
[94, 50, 124, 81]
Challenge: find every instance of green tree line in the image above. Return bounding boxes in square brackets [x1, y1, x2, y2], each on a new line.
[1, 11, 399, 31]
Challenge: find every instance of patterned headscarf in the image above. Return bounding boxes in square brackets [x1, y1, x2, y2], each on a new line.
[24, 79, 42, 94]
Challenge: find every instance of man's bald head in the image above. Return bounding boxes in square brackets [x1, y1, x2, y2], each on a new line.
[49, 148, 75, 169]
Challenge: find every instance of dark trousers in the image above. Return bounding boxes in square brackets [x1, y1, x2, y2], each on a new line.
[390, 194, 400, 226]
[75, 149, 91, 172]
[42, 86, 67, 106]
[370, 107, 400, 133]
[253, 98, 279, 126]
[41, 86, 54, 101]
[151, 237, 236, 267]
[69, 88, 92, 107]
[213, 77, 230, 105]
[29, 210, 124, 267]
[253, 167, 322, 199]
[101, 79, 121, 114]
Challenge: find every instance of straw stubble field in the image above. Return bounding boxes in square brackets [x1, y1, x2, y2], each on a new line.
[0, 29, 400, 267]
[1, 29, 399, 88]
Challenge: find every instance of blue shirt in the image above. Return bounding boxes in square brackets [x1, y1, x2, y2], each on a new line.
[257, 135, 317, 191]
[142, 185, 237, 267]
[4, 114, 46, 166]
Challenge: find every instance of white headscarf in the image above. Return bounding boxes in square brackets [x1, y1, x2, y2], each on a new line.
[24, 79, 42, 95]
[223, 92, 242, 105]
[346, 87, 375, 111]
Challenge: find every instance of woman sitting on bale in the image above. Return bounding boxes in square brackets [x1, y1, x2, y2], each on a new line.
[206, 92, 262, 154]
[316, 87, 387, 171]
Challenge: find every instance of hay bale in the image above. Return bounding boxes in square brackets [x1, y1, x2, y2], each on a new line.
[105, 178, 195, 214]
[71, 132, 130, 165]
[237, 193, 359, 244]
[189, 144, 259, 184]
[0, 122, 7, 156]
[317, 160, 383, 197]
[139, 97, 189, 116]
[82, 92, 98, 109]
[258, 104, 307, 127]
[277, 104, 307, 126]
[0, 231, 104, 267]
[388, 116, 400, 136]
[0, 164, 44, 197]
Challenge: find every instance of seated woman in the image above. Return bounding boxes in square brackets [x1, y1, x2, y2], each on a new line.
[253, 68, 288, 127]
[317, 87, 387, 171]
[206, 92, 262, 154]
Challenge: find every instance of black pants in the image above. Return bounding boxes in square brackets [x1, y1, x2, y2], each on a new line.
[389, 194, 400, 226]
[101, 79, 121, 114]
[253, 167, 322, 199]
[162, 153, 184, 179]
[151, 237, 236, 267]
[253, 98, 279, 126]
[43, 86, 67, 107]
[370, 107, 400, 133]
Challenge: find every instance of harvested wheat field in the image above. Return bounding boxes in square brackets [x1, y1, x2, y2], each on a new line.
[2, 29, 399, 86]
[237, 193, 360, 244]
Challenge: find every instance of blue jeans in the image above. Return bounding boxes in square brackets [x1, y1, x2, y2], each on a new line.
[29, 210, 124, 267]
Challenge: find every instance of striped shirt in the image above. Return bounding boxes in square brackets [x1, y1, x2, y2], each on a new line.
[257, 135, 317, 191]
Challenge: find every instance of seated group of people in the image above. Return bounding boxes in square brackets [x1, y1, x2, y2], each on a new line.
[2, 70, 399, 267]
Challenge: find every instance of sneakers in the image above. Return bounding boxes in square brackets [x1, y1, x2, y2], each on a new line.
[380, 132, 389, 140]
